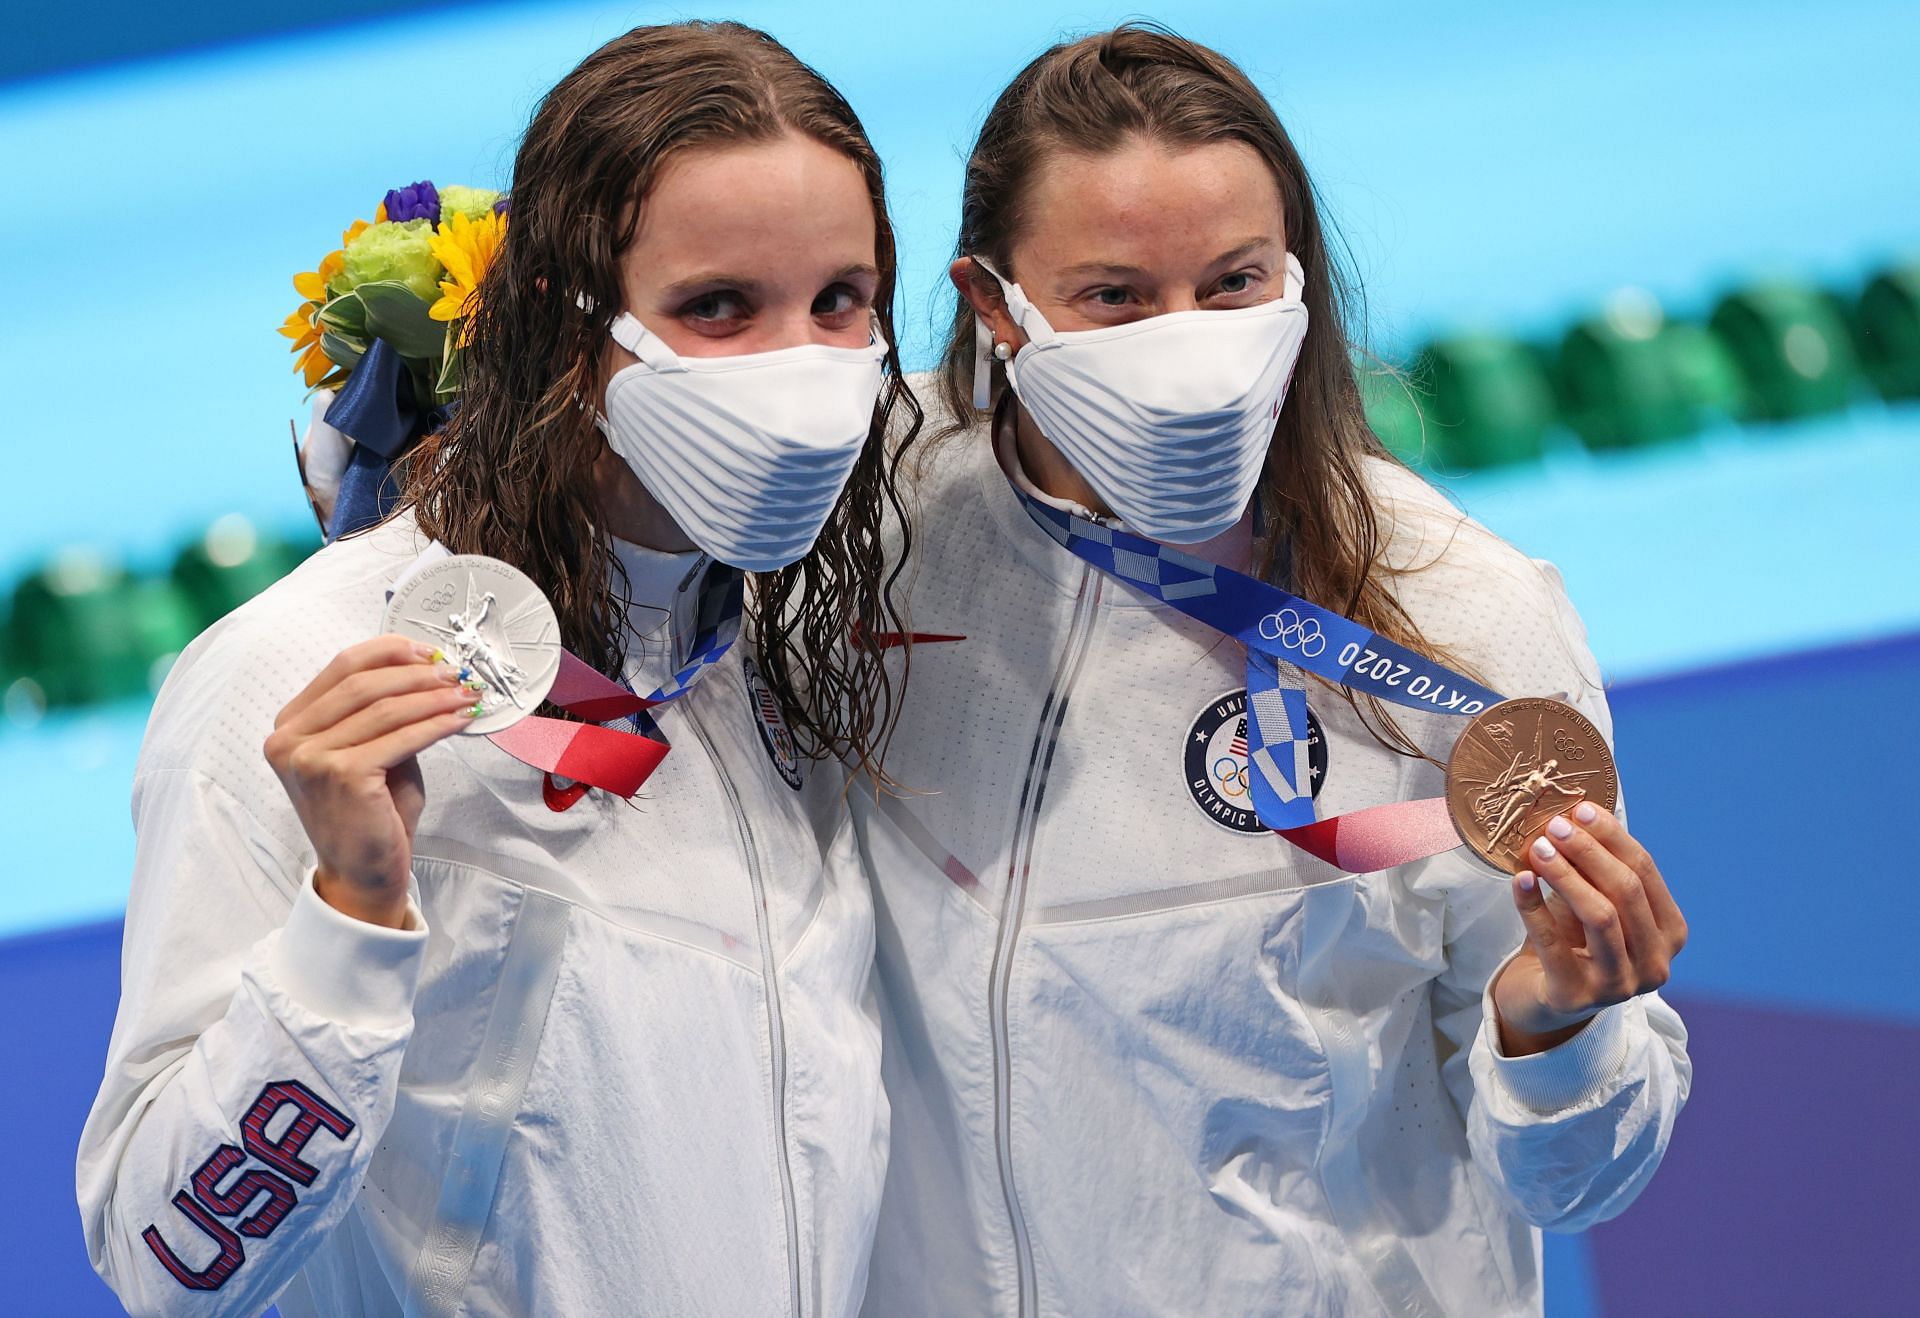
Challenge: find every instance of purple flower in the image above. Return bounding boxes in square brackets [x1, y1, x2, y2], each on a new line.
[382, 180, 440, 224]
[493, 195, 511, 216]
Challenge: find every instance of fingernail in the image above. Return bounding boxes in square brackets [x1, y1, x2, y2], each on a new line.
[1547, 815, 1573, 840]
[466, 702, 484, 719]
[1532, 836, 1557, 862]
[1574, 802, 1598, 825]
[415, 643, 439, 661]
[1516, 870, 1537, 893]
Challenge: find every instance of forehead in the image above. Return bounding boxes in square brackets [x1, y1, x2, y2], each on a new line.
[1012, 137, 1285, 272]
[628, 131, 875, 265]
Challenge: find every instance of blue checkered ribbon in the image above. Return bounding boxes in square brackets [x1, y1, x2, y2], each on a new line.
[607, 562, 744, 739]
[1014, 488, 1505, 828]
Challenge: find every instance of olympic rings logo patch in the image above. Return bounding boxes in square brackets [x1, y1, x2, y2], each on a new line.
[1256, 607, 1326, 657]
[742, 655, 804, 790]
[1212, 754, 1251, 799]
[1183, 689, 1326, 835]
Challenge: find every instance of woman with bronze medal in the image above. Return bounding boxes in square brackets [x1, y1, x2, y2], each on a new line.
[855, 25, 1692, 1316]
[79, 23, 915, 1316]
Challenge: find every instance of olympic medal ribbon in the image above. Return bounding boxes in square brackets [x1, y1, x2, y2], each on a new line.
[1274, 798, 1461, 873]
[1244, 651, 1318, 828]
[544, 651, 654, 722]
[483, 565, 743, 797]
[1010, 482, 1522, 873]
[387, 545, 744, 799]
[486, 715, 669, 798]
[1016, 491, 1504, 717]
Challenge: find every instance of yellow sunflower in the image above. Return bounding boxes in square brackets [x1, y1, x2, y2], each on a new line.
[278, 304, 331, 388]
[428, 208, 506, 343]
[281, 249, 350, 387]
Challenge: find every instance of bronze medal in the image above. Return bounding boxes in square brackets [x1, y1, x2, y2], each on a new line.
[1444, 698, 1618, 873]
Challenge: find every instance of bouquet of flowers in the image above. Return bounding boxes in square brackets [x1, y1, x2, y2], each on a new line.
[281, 181, 508, 537]
[278, 180, 508, 404]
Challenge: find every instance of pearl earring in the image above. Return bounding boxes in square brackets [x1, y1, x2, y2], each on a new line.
[992, 341, 1012, 362]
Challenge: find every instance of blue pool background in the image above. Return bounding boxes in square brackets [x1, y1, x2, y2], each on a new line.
[2, 2, 1916, 1313]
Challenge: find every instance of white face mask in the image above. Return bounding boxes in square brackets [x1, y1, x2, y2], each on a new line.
[975, 253, 1309, 544]
[600, 313, 887, 571]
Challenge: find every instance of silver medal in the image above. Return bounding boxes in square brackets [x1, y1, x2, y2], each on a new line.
[383, 554, 562, 735]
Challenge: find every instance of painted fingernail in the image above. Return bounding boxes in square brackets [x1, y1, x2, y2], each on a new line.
[1547, 815, 1574, 840]
[414, 643, 439, 661]
[1574, 802, 1598, 825]
[1532, 836, 1557, 862]
[1516, 871, 1537, 893]
[466, 702, 484, 719]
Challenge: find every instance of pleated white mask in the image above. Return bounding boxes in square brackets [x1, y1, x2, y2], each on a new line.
[975, 254, 1308, 543]
[601, 313, 886, 571]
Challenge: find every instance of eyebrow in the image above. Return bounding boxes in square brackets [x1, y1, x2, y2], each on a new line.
[658, 262, 880, 300]
[1056, 238, 1277, 281]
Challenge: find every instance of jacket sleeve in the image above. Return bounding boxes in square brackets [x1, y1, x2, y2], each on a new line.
[76, 763, 428, 1317]
[1428, 559, 1692, 1232]
[1432, 869, 1692, 1231]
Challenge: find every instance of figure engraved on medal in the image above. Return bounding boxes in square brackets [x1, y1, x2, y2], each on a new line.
[383, 554, 562, 735]
[1445, 698, 1618, 872]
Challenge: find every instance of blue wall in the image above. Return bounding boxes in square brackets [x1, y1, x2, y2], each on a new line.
[2, 0, 504, 83]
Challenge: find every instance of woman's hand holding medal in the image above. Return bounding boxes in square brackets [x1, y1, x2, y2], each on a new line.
[1491, 803, 1690, 1057]
[263, 636, 479, 928]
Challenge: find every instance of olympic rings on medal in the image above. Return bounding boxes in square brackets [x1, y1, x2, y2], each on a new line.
[1211, 755, 1250, 798]
[1255, 607, 1326, 657]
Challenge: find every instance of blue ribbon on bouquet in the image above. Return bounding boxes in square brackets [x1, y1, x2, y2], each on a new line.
[323, 338, 452, 541]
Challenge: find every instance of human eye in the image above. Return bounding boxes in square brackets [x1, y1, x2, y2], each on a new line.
[679, 289, 751, 335]
[811, 282, 869, 325]
[1209, 269, 1267, 304]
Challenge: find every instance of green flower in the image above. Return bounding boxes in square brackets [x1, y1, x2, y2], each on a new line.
[339, 219, 442, 303]
[437, 186, 505, 224]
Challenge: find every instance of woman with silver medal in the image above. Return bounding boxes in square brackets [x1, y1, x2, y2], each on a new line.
[79, 23, 916, 1317]
[855, 25, 1692, 1317]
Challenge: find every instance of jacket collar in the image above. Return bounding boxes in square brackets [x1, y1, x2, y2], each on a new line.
[607, 535, 709, 695]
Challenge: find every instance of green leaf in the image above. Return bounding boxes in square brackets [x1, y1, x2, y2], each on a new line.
[356, 280, 446, 361]
[319, 330, 365, 372]
[433, 322, 463, 402]
[317, 290, 366, 337]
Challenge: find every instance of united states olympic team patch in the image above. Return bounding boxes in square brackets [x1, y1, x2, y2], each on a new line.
[742, 655, 804, 790]
[1185, 689, 1325, 834]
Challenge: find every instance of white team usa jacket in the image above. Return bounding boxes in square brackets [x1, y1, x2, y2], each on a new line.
[853, 407, 1692, 1317]
[77, 512, 887, 1317]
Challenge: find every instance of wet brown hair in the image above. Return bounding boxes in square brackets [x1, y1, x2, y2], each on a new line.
[405, 21, 919, 778]
[937, 21, 1469, 756]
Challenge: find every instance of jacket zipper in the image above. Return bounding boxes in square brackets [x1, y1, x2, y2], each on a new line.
[989, 567, 1103, 1318]
[687, 704, 804, 1318]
